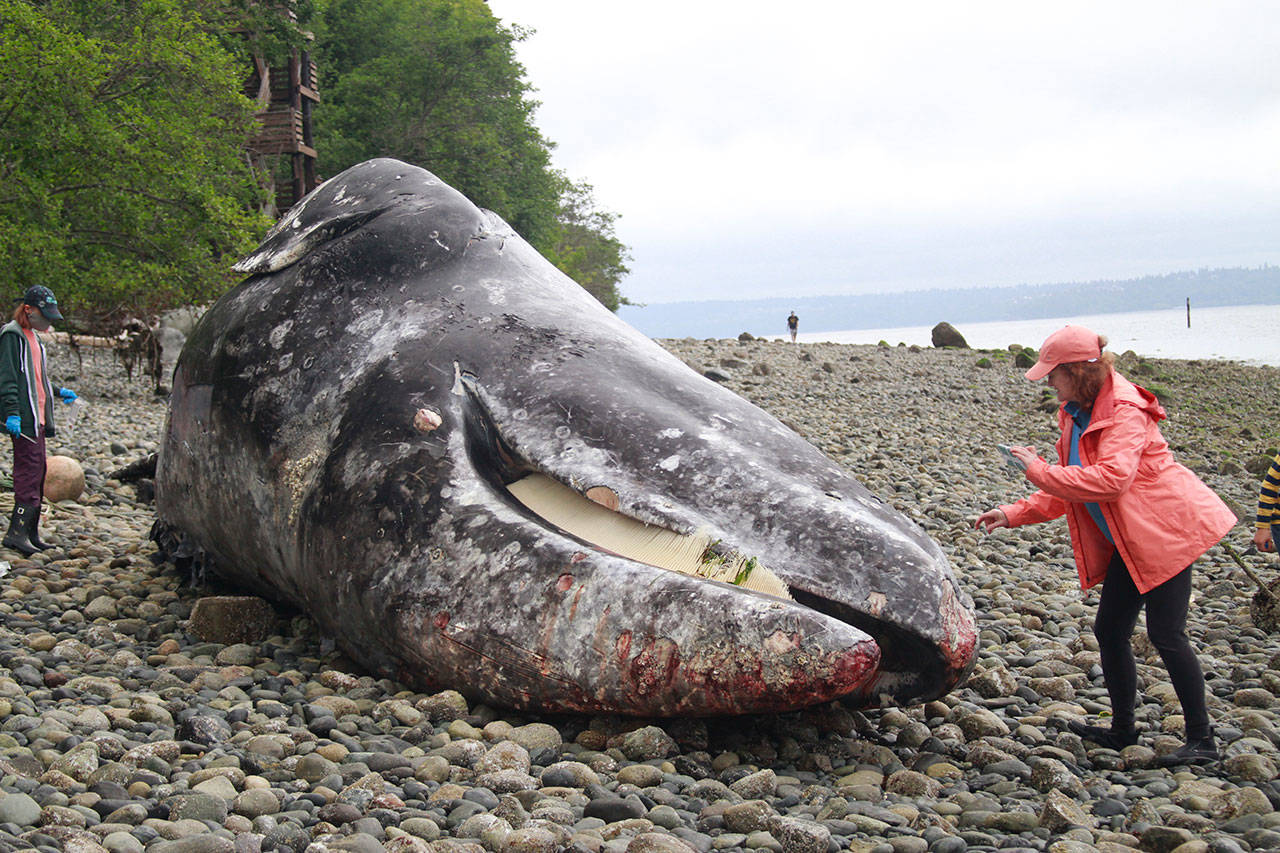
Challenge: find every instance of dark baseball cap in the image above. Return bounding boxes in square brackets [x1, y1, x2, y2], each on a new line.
[21, 286, 63, 321]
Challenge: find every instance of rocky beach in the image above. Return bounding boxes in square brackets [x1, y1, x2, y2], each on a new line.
[0, 336, 1277, 853]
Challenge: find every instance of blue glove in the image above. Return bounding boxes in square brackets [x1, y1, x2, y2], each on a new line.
[58, 387, 76, 403]
[4, 416, 19, 437]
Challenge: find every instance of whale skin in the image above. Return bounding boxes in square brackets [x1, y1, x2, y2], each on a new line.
[153, 158, 977, 716]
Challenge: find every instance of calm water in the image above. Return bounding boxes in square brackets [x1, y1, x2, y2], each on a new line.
[791, 304, 1280, 367]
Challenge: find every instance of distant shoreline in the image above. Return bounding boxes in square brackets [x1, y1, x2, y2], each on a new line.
[655, 303, 1280, 368]
[618, 264, 1280, 340]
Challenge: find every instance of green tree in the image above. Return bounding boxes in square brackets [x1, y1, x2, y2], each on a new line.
[0, 0, 271, 332]
[545, 179, 631, 311]
[313, 0, 629, 307]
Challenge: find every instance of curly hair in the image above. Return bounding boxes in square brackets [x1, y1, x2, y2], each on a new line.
[11, 305, 31, 329]
[1054, 334, 1115, 406]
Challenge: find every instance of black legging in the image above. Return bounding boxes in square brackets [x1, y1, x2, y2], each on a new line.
[1093, 551, 1211, 740]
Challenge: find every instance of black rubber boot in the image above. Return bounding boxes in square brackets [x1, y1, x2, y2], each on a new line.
[25, 501, 49, 551]
[1067, 719, 1139, 750]
[2, 504, 38, 556]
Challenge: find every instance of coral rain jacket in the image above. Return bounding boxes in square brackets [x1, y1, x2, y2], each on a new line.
[1000, 370, 1236, 594]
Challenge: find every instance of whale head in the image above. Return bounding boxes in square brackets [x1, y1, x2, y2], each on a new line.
[155, 158, 977, 716]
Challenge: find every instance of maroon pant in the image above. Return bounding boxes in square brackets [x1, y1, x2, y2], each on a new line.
[10, 429, 45, 506]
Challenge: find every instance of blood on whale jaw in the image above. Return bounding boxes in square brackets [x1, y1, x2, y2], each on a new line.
[154, 157, 977, 716]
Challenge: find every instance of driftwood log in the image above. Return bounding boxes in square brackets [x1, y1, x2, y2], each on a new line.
[42, 327, 166, 391]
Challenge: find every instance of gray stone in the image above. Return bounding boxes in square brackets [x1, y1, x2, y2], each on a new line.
[232, 788, 280, 818]
[508, 723, 562, 752]
[214, 643, 258, 666]
[884, 769, 941, 798]
[502, 827, 559, 853]
[955, 708, 1010, 739]
[767, 817, 829, 853]
[416, 690, 469, 722]
[295, 753, 340, 783]
[728, 769, 776, 799]
[474, 769, 538, 793]
[584, 795, 647, 822]
[167, 792, 229, 824]
[0, 792, 41, 826]
[400, 817, 441, 841]
[317, 802, 362, 825]
[1222, 753, 1277, 784]
[1029, 757, 1083, 795]
[723, 800, 775, 834]
[624, 832, 698, 853]
[321, 833, 386, 853]
[617, 764, 664, 788]
[102, 831, 146, 853]
[1039, 789, 1092, 833]
[621, 726, 678, 761]
[477, 740, 531, 774]
[540, 761, 599, 788]
[967, 665, 1018, 698]
[1137, 827, 1196, 853]
[103, 803, 149, 825]
[85, 595, 119, 620]
[149, 837, 237, 853]
[49, 742, 99, 782]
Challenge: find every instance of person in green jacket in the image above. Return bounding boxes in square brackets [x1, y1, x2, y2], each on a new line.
[0, 287, 77, 555]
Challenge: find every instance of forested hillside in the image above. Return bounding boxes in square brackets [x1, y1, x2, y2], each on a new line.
[0, 0, 629, 332]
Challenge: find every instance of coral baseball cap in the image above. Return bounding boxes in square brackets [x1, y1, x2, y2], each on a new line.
[1024, 325, 1101, 381]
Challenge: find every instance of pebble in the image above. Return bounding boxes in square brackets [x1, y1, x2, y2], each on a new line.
[0, 339, 1272, 853]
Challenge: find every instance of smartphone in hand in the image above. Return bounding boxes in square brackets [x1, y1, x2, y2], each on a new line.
[998, 443, 1026, 471]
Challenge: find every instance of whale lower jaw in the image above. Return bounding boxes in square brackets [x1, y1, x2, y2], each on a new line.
[455, 381, 971, 710]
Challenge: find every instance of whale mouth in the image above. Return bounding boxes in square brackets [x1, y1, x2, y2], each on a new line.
[455, 371, 793, 596]
[505, 473, 793, 600]
[458, 371, 967, 705]
[458, 371, 792, 599]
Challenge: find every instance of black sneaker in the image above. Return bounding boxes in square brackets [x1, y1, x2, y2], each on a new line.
[1066, 719, 1138, 750]
[1156, 738, 1219, 767]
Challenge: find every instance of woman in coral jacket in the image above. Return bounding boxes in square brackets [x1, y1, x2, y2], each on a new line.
[975, 325, 1236, 767]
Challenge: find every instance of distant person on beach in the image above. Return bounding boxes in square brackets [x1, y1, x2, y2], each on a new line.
[787, 311, 798, 343]
[0, 287, 77, 555]
[974, 325, 1235, 766]
[1253, 452, 1280, 553]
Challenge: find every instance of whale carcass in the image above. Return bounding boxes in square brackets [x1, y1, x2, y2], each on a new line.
[154, 158, 976, 716]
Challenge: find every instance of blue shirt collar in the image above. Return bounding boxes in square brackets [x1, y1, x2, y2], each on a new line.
[1064, 401, 1092, 429]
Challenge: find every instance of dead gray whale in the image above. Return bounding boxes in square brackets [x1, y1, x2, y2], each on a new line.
[154, 158, 976, 716]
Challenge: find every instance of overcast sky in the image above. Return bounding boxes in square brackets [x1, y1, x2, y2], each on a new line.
[484, 1, 1280, 306]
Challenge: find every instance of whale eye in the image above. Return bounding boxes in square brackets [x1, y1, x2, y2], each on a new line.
[413, 408, 443, 432]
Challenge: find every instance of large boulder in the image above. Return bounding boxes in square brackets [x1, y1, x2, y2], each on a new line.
[931, 322, 969, 348]
[44, 455, 85, 502]
[188, 596, 278, 644]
